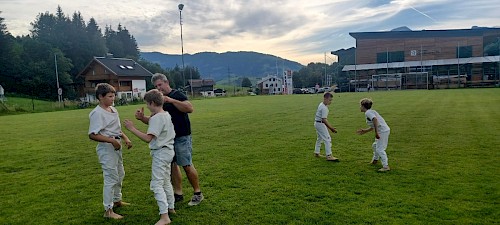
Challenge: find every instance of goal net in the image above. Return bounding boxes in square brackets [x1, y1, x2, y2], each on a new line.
[371, 72, 429, 90]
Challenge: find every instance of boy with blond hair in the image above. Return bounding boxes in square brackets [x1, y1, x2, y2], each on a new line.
[356, 98, 391, 172]
[124, 89, 176, 225]
[88, 83, 132, 219]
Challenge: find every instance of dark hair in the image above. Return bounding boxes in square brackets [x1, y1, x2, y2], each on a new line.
[360, 98, 373, 109]
[144, 89, 164, 106]
[324, 92, 333, 98]
[95, 83, 116, 99]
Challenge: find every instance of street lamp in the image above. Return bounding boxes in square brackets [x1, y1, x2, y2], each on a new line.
[178, 4, 186, 93]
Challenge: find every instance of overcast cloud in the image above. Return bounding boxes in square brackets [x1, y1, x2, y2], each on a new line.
[1, 0, 499, 65]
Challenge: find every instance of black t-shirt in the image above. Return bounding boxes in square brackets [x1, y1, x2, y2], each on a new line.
[163, 90, 191, 137]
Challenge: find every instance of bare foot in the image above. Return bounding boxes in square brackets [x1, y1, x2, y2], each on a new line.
[168, 208, 176, 214]
[113, 201, 131, 208]
[103, 210, 123, 219]
[155, 214, 171, 225]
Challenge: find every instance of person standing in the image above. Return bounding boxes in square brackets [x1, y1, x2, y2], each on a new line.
[314, 92, 339, 161]
[124, 89, 176, 225]
[135, 73, 204, 206]
[356, 98, 391, 172]
[88, 83, 132, 219]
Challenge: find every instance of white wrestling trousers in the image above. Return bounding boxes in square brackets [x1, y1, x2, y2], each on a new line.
[150, 148, 175, 215]
[96, 142, 124, 211]
[372, 131, 390, 167]
[314, 122, 332, 156]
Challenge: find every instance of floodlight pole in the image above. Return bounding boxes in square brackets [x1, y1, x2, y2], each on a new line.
[54, 54, 61, 104]
[178, 4, 188, 95]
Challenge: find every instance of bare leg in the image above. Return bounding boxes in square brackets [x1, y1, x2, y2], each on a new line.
[184, 165, 200, 193]
[171, 162, 183, 195]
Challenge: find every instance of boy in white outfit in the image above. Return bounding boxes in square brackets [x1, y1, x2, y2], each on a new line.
[124, 89, 176, 225]
[88, 83, 133, 219]
[356, 98, 391, 172]
[314, 92, 339, 161]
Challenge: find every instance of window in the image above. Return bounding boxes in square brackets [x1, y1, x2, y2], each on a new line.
[457, 46, 472, 58]
[265, 84, 268, 88]
[119, 81, 131, 86]
[377, 51, 405, 63]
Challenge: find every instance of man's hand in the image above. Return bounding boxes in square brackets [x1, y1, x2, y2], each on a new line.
[135, 107, 144, 120]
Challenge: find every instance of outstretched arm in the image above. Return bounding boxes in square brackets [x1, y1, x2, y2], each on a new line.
[123, 119, 154, 143]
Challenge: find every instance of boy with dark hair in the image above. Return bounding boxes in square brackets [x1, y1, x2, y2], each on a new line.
[314, 92, 339, 161]
[356, 98, 391, 172]
[88, 83, 132, 219]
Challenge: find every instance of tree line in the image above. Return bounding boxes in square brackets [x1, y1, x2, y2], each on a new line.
[0, 6, 200, 101]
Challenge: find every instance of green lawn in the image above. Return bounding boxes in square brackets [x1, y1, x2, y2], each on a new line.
[0, 89, 499, 224]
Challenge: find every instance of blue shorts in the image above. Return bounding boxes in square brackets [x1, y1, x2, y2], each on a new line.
[173, 135, 193, 167]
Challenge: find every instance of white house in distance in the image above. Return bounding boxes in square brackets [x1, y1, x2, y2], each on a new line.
[77, 56, 152, 102]
[257, 75, 283, 95]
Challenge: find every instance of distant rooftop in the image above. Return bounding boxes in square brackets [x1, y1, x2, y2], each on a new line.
[350, 26, 500, 39]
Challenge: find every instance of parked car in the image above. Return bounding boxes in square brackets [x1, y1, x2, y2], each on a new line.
[214, 88, 226, 96]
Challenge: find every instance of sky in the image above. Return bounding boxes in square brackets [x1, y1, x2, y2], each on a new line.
[1, 0, 500, 65]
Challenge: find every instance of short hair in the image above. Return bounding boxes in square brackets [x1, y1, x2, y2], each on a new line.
[143, 89, 164, 106]
[360, 98, 373, 109]
[151, 73, 168, 84]
[95, 83, 115, 98]
[324, 92, 333, 98]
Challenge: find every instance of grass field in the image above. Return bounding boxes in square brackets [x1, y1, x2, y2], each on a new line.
[0, 89, 499, 224]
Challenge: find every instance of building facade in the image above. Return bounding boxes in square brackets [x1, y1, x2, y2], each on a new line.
[338, 27, 500, 90]
[257, 75, 283, 95]
[77, 56, 153, 102]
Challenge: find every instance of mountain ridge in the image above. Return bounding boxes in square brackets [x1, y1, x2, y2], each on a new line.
[140, 51, 304, 81]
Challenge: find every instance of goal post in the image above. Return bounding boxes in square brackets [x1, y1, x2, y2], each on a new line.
[372, 72, 429, 90]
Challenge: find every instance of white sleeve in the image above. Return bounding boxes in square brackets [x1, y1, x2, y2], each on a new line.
[88, 110, 103, 135]
[365, 110, 376, 120]
[321, 106, 329, 119]
[146, 115, 161, 137]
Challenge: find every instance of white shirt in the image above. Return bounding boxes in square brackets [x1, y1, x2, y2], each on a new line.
[88, 106, 122, 137]
[365, 109, 390, 132]
[147, 112, 175, 150]
[315, 102, 329, 122]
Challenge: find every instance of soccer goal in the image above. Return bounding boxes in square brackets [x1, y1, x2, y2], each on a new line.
[371, 72, 429, 90]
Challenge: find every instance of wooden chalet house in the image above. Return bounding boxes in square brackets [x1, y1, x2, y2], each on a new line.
[186, 79, 216, 97]
[77, 56, 153, 102]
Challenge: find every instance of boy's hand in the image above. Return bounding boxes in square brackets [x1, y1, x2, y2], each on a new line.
[356, 129, 365, 135]
[135, 107, 144, 120]
[375, 133, 380, 139]
[330, 127, 337, 133]
[111, 139, 121, 150]
[123, 119, 134, 130]
[124, 139, 133, 149]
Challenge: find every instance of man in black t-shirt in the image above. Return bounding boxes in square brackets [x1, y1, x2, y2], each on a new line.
[135, 73, 204, 206]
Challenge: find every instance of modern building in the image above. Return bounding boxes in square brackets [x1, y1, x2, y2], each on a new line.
[77, 56, 153, 102]
[337, 27, 500, 90]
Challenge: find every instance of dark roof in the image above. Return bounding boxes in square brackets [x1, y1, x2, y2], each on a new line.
[350, 27, 500, 40]
[79, 57, 153, 77]
[188, 79, 215, 88]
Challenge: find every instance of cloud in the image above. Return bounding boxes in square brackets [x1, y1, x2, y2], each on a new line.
[1, 0, 499, 64]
